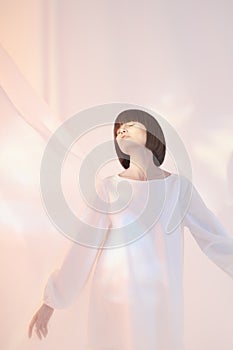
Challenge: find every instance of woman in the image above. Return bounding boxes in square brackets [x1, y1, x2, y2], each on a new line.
[28, 109, 233, 349]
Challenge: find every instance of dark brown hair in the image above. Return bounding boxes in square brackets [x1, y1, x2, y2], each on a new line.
[114, 109, 166, 169]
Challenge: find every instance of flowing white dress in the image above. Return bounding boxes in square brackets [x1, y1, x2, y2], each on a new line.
[43, 173, 233, 350]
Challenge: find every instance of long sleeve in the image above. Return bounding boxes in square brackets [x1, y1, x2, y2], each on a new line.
[42, 242, 102, 309]
[42, 177, 111, 309]
[182, 180, 233, 279]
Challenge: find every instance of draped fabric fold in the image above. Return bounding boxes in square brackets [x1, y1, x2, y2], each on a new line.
[0, 44, 55, 142]
[182, 180, 233, 278]
[0, 43, 85, 160]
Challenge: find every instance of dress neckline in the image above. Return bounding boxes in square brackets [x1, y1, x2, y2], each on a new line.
[115, 173, 175, 183]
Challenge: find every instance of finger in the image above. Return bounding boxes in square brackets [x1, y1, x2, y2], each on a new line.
[36, 322, 48, 338]
[28, 315, 37, 338]
[40, 326, 47, 337]
[28, 322, 35, 338]
[43, 324, 48, 337]
[35, 327, 42, 340]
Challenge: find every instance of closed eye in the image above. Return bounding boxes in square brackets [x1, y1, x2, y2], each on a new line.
[116, 123, 135, 135]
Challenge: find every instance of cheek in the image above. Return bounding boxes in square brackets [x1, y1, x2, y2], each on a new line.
[137, 130, 147, 145]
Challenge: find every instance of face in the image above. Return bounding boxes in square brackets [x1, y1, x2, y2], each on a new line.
[116, 121, 147, 154]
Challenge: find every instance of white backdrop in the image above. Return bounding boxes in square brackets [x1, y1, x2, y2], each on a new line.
[0, 1, 233, 349]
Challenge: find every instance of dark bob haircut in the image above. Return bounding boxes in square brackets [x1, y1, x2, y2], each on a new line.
[113, 109, 166, 169]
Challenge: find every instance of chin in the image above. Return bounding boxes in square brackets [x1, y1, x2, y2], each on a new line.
[118, 138, 142, 154]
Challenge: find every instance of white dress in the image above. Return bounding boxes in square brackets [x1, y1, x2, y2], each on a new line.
[43, 173, 233, 350]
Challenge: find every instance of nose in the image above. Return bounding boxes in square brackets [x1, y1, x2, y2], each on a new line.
[118, 127, 128, 136]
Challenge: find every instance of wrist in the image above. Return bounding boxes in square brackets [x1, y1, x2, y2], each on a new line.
[43, 303, 54, 310]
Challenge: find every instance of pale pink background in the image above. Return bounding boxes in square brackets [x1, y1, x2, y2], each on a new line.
[0, 1, 233, 349]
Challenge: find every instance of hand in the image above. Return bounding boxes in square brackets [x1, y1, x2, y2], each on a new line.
[28, 303, 54, 340]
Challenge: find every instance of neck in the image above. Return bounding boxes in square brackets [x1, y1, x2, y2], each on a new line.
[126, 147, 160, 180]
